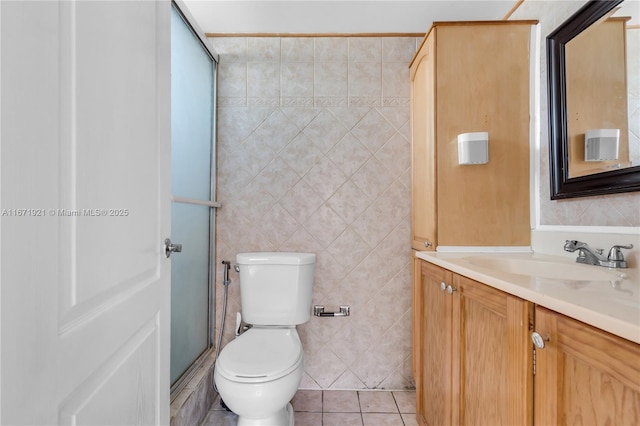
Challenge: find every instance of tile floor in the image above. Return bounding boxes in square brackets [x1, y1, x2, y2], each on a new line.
[201, 389, 418, 426]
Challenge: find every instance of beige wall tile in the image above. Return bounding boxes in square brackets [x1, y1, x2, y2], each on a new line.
[327, 133, 371, 178]
[382, 62, 409, 100]
[217, 62, 246, 98]
[210, 37, 247, 62]
[325, 180, 370, 225]
[348, 38, 382, 62]
[348, 62, 382, 105]
[315, 62, 348, 99]
[247, 37, 280, 61]
[383, 37, 418, 63]
[213, 36, 414, 392]
[282, 38, 314, 62]
[247, 61, 280, 99]
[281, 62, 314, 98]
[351, 109, 396, 151]
[315, 38, 348, 62]
[303, 109, 349, 153]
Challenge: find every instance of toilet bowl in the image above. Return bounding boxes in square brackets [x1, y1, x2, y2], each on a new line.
[214, 327, 304, 426]
[213, 252, 315, 426]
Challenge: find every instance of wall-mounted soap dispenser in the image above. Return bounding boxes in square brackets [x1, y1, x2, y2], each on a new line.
[585, 129, 619, 161]
[458, 132, 489, 165]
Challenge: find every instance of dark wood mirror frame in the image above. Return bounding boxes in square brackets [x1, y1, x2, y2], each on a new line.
[547, 0, 640, 199]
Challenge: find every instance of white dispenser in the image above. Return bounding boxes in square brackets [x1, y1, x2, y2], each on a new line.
[458, 132, 489, 165]
[585, 129, 619, 161]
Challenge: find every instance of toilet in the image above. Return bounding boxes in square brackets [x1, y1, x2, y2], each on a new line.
[214, 252, 316, 426]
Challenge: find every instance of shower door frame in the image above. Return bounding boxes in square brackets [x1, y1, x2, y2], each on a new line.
[169, 0, 220, 400]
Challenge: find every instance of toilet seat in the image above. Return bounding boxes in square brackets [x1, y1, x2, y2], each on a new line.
[216, 328, 303, 384]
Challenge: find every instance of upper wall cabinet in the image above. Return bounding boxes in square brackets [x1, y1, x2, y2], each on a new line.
[410, 21, 536, 251]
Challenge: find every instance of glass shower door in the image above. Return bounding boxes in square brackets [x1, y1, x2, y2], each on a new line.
[170, 4, 218, 386]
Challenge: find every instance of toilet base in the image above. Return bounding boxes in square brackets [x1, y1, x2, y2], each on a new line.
[237, 402, 294, 426]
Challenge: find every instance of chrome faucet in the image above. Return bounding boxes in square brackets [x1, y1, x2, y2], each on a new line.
[564, 240, 633, 268]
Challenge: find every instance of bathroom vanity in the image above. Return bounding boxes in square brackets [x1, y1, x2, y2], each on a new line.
[411, 252, 640, 426]
[409, 15, 640, 426]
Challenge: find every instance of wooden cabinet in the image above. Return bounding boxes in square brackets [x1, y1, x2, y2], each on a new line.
[534, 306, 640, 425]
[410, 22, 534, 251]
[413, 258, 640, 425]
[413, 259, 533, 425]
[413, 259, 452, 425]
[410, 33, 436, 251]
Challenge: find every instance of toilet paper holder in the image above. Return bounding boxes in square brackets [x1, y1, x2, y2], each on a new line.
[314, 305, 350, 317]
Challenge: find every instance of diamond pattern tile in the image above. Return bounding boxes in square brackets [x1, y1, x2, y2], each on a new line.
[351, 109, 396, 152]
[213, 36, 414, 391]
[303, 109, 349, 153]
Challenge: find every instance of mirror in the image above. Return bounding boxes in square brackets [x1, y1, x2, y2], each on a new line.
[547, 0, 640, 199]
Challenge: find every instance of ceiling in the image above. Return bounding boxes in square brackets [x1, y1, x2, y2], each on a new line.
[182, 1, 519, 35]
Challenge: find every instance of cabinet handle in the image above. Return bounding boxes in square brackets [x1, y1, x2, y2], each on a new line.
[531, 332, 549, 349]
[440, 282, 447, 291]
[424, 241, 433, 248]
[446, 285, 457, 294]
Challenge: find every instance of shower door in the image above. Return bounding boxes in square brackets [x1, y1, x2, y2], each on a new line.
[170, 3, 218, 388]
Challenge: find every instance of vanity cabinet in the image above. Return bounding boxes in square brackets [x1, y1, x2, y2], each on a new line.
[410, 21, 534, 251]
[533, 306, 640, 424]
[413, 258, 533, 425]
[413, 257, 640, 426]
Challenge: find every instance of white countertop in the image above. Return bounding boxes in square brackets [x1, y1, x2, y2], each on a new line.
[415, 251, 640, 344]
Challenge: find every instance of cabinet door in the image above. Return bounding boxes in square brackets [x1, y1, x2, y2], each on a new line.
[452, 275, 533, 425]
[419, 260, 453, 426]
[412, 256, 423, 416]
[534, 306, 640, 425]
[435, 24, 531, 247]
[410, 33, 436, 251]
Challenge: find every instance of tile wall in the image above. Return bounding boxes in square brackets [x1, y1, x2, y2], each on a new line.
[210, 36, 419, 390]
[510, 0, 640, 227]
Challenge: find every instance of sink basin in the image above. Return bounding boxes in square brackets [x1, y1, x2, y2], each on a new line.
[465, 256, 625, 282]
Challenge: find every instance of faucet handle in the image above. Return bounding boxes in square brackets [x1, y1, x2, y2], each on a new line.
[608, 244, 634, 261]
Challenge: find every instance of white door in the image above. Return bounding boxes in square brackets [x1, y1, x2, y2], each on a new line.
[0, 1, 171, 424]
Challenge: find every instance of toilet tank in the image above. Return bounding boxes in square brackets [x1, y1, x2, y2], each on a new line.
[236, 252, 316, 325]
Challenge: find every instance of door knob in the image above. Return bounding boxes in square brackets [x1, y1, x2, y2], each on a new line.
[531, 331, 549, 349]
[164, 238, 182, 258]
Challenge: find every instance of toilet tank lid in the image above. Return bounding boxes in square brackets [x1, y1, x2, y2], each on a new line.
[236, 252, 316, 265]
